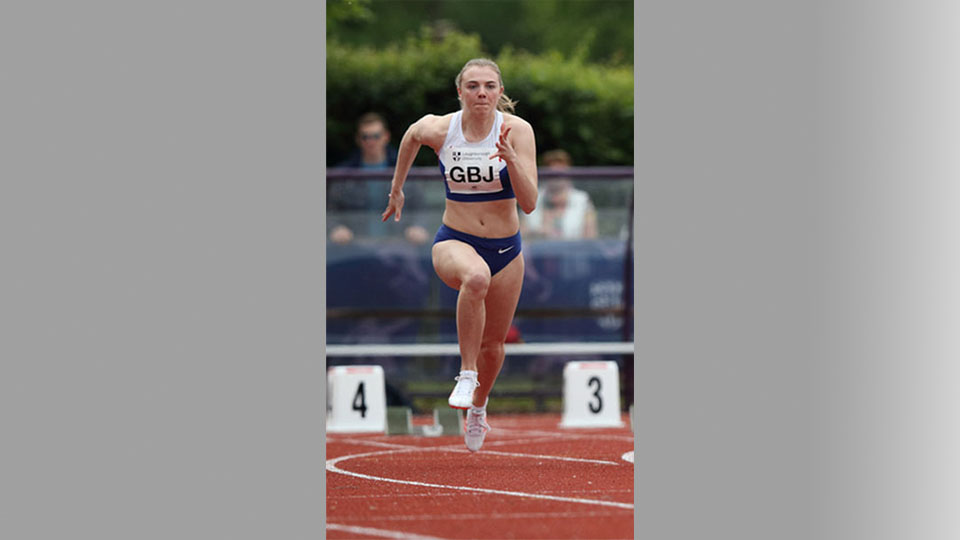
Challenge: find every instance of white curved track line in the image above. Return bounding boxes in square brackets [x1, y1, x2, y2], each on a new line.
[621, 451, 634, 464]
[327, 449, 634, 510]
[327, 522, 449, 540]
[330, 489, 634, 500]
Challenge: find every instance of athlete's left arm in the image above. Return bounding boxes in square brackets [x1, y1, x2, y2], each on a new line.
[491, 118, 538, 214]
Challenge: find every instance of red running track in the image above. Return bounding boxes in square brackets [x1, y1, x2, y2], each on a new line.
[326, 413, 634, 540]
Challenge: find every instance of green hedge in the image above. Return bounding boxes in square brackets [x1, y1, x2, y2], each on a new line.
[327, 30, 633, 167]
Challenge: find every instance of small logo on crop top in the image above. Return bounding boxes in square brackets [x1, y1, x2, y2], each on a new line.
[452, 151, 462, 162]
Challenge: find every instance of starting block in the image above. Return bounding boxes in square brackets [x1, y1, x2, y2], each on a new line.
[414, 408, 462, 436]
[386, 406, 413, 435]
[560, 361, 624, 428]
[386, 407, 463, 437]
[326, 365, 386, 433]
[415, 423, 444, 437]
[434, 407, 463, 435]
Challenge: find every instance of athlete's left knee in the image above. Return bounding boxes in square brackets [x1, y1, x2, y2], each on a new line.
[480, 341, 504, 359]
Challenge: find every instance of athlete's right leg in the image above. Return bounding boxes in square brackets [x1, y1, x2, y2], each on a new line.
[464, 254, 523, 451]
[431, 239, 491, 373]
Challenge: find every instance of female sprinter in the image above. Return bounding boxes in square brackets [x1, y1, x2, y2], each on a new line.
[381, 58, 538, 452]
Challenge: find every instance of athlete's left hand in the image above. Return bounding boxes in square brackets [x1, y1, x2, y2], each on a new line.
[489, 124, 516, 164]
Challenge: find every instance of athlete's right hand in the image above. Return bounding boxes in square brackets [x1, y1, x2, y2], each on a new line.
[381, 190, 405, 222]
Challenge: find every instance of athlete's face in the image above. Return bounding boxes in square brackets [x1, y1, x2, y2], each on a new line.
[458, 67, 502, 113]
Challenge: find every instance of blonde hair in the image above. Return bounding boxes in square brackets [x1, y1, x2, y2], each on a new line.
[455, 58, 517, 114]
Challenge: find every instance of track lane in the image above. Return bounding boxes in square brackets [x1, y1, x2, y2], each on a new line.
[327, 413, 634, 539]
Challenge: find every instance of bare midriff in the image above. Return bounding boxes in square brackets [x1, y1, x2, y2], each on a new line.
[442, 198, 519, 238]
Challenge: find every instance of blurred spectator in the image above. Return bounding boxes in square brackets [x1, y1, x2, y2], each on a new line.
[329, 113, 430, 245]
[338, 112, 398, 169]
[522, 150, 598, 239]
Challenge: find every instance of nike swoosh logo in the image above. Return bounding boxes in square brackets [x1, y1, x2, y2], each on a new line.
[498, 246, 514, 254]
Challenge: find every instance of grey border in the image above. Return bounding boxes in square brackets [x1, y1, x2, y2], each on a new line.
[320, 0, 328, 532]
[633, 1, 641, 535]
[3, 2, 324, 538]
[634, 1, 819, 539]
[636, 2, 960, 539]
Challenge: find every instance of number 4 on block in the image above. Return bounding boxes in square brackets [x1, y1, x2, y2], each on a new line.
[327, 365, 386, 433]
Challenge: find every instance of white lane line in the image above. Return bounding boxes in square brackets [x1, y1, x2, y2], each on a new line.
[328, 493, 462, 499]
[428, 436, 559, 449]
[470, 449, 619, 465]
[477, 436, 563, 447]
[327, 449, 634, 510]
[329, 428, 633, 444]
[326, 522, 448, 540]
[337, 438, 418, 450]
[402, 445, 622, 465]
[536, 489, 634, 495]
[493, 426, 634, 442]
[334, 437, 621, 465]
[621, 451, 634, 464]
[337, 510, 631, 522]
[333, 435, 562, 450]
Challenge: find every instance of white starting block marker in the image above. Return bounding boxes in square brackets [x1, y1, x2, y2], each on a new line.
[406, 408, 462, 437]
[560, 361, 624, 428]
[434, 407, 463, 435]
[326, 365, 386, 433]
[386, 407, 413, 435]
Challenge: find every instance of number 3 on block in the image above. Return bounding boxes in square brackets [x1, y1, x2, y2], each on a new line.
[560, 361, 624, 428]
[587, 376, 603, 414]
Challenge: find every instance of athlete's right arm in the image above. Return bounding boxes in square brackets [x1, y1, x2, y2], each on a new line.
[382, 114, 439, 222]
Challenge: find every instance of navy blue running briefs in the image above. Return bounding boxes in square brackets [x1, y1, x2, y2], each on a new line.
[433, 224, 522, 276]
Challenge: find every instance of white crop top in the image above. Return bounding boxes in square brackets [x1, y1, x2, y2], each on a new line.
[437, 110, 515, 202]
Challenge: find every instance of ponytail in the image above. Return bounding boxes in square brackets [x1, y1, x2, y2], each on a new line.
[497, 93, 517, 114]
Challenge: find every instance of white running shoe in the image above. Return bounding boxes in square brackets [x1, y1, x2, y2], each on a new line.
[448, 370, 479, 409]
[465, 407, 491, 452]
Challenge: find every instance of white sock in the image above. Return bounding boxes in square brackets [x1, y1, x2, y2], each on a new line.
[470, 398, 488, 414]
[459, 369, 478, 380]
